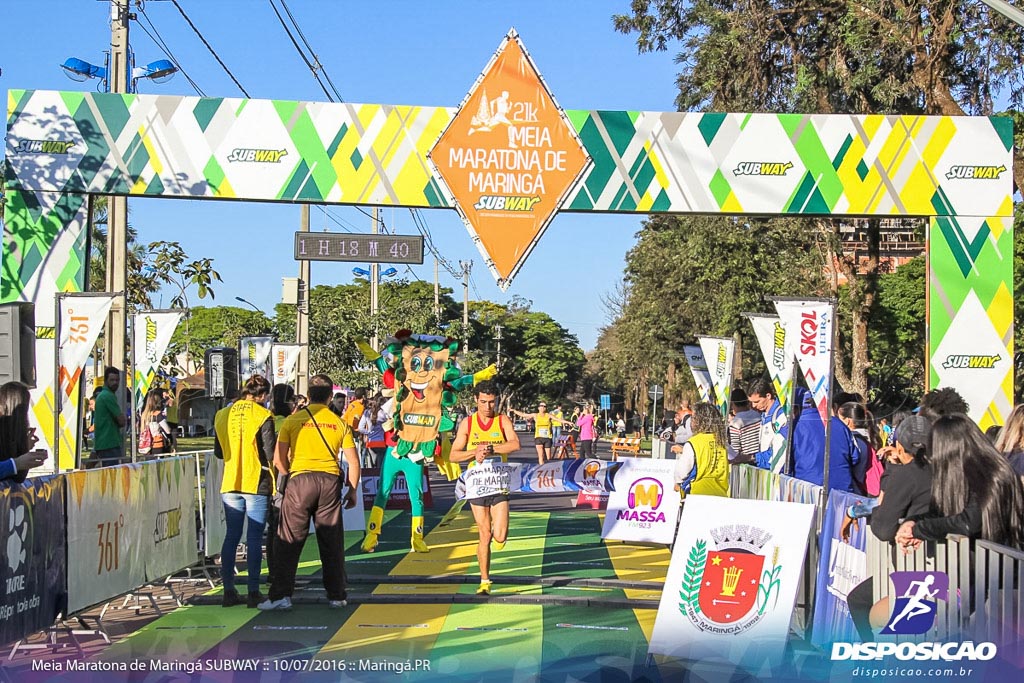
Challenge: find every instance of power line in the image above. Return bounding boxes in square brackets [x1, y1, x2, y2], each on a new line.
[135, 6, 206, 96]
[276, 0, 346, 102]
[266, 0, 334, 102]
[169, 0, 251, 97]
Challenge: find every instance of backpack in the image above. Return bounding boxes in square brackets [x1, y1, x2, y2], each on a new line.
[138, 423, 152, 454]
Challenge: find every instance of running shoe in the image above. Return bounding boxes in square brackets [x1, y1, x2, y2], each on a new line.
[257, 596, 293, 611]
[476, 580, 492, 596]
[328, 599, 348, 608]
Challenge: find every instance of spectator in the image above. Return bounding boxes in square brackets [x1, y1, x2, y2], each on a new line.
[994, 405, 1024, 479]
[138, 390, 172, 456]
[917, 387, 969, 422]
[897, 414, 1024, 550]
[551, 405, 564, 446]
[357, 394, 389, 467]
[163, 388, 178, 451]
[90, 367, 127, 467]
[0, 381, 45, 481]
[727, 388, 761, 464]
[615, 414, 626, 438]
[342, 388, 366, 431]
[575, 404, 597, 460]
[266, 383, 298, 585]
[844, 414, 934, 641]
[214, 375, 275, 608]
[260, 374, 360, 611]
[671, 402, 730, 498]
[747, 377, 787, 470]
[789, 388, 858, 492]
[877, 417, 893, 447]
[837, 402, 881, 495]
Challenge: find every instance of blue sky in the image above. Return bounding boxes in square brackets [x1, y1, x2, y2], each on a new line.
[2, 0, 680, 350]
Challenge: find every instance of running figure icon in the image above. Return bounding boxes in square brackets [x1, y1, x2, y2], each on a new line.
[881, 571, 949, 635]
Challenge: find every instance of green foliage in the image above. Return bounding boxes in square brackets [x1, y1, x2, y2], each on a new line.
[167, 306, 272, 374]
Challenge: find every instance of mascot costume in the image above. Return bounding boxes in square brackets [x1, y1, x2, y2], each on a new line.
[359, 331, 494, 553]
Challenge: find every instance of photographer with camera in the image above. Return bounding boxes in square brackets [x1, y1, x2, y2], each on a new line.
[449, 380, 521, 595]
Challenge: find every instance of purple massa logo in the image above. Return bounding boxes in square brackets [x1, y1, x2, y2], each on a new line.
[880, 571, 949, 635]
[617, 478, 666, 523]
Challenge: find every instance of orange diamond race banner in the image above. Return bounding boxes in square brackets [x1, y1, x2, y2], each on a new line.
[429, 29, 590, 289]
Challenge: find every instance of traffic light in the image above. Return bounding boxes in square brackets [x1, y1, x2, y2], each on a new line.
[0, 303, 36, 387]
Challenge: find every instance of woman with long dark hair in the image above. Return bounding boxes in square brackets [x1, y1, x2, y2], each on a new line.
[139, 389, 172, 456]
[838, 402, 881, 495]
[896, 414, 1024, 549]
[671, 402, 730, 497]
[0, 381, 45, 481]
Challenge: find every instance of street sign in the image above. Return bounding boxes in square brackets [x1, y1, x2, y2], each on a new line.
[648, 385, 664, 400]
[294, 232, 425, 264]
[600, 394, 611, 410]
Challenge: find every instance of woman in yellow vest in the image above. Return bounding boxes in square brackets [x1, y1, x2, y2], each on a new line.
[214, 375, 276, 608]
[511, 402, 560, 464]
[671, 402, 730, 498]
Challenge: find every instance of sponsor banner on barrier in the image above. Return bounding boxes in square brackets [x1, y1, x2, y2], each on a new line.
[455, 461, 521, 500]
[361, 467, 432, 510]
[650, 495, 815, 663]
[271, 344, 301, 385]
[811, 489, 868, 646]
[203, 454, 227, 557]
[65, 464, 146, 614]
[683, 344, 714, 404]
[0, 475, 67, 647]
[746, 314, 794, 473]
[132, 310, 183, 407]
[697, 336, 735, 417]
[601, 458, 679, 544]
[238, 336, 274, 382]
[143, 456, 198, 581]
[773, 298, 835, 424]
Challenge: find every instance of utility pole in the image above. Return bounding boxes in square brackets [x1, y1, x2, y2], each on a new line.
[459, 260, 472, 351]
[296, 205, 310, 394]
[494, 325, 503, 371]
[103, 0, 130, 373]
[433, 257, 440, 326]
[370, 207, 380, 351]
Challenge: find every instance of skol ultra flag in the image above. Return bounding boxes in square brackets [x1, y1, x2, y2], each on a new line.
[697, 336, 735, 418]
[683, 344, 714, 404]
[772, 298, 835, 424]
[239, 335, 274, 382]
[132, 311, 183, 405]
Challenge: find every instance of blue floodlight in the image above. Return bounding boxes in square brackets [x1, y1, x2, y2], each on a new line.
[60, 57, 106, 83]
[381, 268, 399, 277]
[352, 267, 371, 277]
[133, 59, 178, 84]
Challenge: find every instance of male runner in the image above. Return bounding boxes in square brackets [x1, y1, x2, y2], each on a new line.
[449, 380, 521, 595]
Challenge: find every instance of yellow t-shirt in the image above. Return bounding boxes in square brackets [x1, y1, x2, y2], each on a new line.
[278, 404, 355, 476]
[466, 413, 510, 464]
[535, 413, 553, 439]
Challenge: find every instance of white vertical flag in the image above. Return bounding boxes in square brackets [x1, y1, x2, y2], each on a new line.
[56, 293, 117, 467]
[239, 335, 274, 382]
[683, 344, 714, 404]
[772, 298, 835, 424]
[697, 336, 735, 418]
[132, 310, 183, 405]
[745, 314, 795, 472]
[271, 344, 301, 385]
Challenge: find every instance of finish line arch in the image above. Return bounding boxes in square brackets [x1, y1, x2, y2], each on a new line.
[3, 31, 1014, 466]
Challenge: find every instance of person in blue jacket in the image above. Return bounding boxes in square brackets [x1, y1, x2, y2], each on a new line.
[789, 387, 858, 491]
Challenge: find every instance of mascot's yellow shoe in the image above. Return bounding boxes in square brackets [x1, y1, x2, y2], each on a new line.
[361, 506, 384, 553]
[411, 516, 430, 553]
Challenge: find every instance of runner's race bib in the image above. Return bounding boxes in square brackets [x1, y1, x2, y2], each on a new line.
[537, 427, 551, 438]
[461, 461, 519, 499]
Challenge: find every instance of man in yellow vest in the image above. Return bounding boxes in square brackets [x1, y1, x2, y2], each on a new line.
[449, 380, 521, 595]
[213, 375, 276, 608]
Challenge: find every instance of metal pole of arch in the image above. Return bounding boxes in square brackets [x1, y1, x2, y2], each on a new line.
[296, 205, 310, 395]
[980, 0, 1024, 27]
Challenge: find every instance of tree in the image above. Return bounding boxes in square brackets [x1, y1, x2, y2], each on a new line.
[613, 1, 1024, 397]
[166, 306, 272, 374]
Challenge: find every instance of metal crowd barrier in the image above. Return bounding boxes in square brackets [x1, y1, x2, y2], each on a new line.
[973, 540, 1023, 662]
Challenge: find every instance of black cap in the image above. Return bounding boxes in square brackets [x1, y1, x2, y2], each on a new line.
[730, 388, 748, 404]
[894, 415, 932, 450]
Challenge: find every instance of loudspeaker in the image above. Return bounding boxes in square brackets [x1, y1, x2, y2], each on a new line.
[204, 347, 238, 399]
[0, 303, 36, 387]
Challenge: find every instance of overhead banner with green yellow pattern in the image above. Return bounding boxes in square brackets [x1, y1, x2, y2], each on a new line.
[3, 31, 1014, 429]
